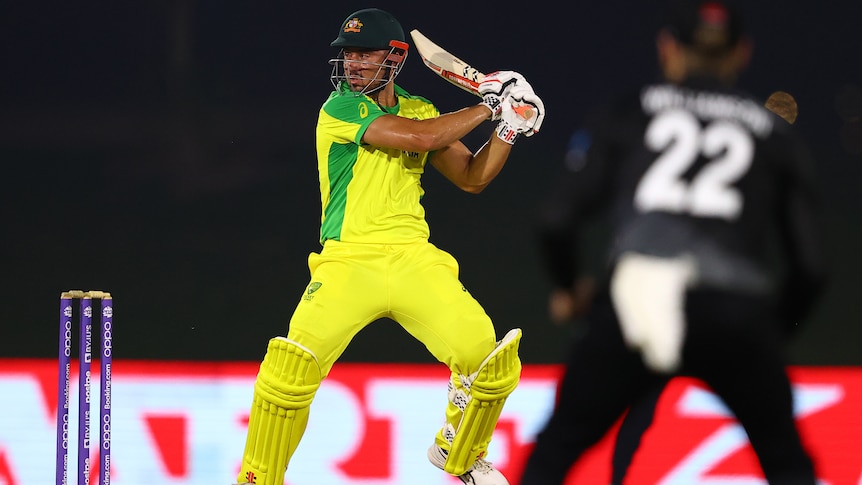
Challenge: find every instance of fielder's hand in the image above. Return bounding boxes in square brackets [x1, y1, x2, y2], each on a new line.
[494, 83, 546, 143]
[548, 277, 596, 325]
[478, 71, 526, 121]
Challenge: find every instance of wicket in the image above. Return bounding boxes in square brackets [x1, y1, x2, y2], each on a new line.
[56, 290, 113, 485]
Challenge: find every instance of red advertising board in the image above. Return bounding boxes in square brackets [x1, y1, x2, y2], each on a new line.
[0, 360, 859, 484]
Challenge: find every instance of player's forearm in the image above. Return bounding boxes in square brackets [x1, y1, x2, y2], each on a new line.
[456, 136, 512, 193]
[422, 105, 492, 150]
[363, 105, 489, 153]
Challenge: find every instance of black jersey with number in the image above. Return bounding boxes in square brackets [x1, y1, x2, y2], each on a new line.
[537, 77, 827, 321]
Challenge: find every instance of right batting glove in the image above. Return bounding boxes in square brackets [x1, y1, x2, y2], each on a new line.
[478, 71, 526, 121]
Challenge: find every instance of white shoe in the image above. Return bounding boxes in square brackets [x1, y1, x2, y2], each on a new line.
[427, 444, 509, 485]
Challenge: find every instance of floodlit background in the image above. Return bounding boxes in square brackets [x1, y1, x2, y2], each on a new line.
[1, 1, 860, 364]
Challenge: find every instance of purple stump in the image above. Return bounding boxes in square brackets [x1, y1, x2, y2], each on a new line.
[99, 295, 113, 485]
[56, 294, 74, 485]
[79, 296, 93, 485]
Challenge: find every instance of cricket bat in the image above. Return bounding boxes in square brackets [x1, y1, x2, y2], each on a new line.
[409, 29, 535, 122]
[409, 29, 485, 95]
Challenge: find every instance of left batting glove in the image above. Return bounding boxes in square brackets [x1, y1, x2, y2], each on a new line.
[478, 70, 526, 121]
[495, 85, 546, 143]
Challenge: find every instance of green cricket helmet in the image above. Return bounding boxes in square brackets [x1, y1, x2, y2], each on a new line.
[331, 8, 406, 49]
[329, 8, 409, 96]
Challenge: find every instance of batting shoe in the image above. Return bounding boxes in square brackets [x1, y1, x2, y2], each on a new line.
[427, 444, 509, 485]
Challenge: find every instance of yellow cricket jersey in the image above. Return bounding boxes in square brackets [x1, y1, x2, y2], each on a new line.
[316, 82, 440, 245]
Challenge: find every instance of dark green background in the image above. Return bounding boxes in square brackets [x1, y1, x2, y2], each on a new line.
[2, 1, 860, 365]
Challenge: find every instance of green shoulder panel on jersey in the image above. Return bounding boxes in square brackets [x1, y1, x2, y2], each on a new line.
[320, 86, 388, 145]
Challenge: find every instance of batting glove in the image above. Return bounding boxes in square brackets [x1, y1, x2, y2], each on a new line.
[495, 104, 520, 144]
[502, 83, 545, 137]
[478, 70, 526, 121]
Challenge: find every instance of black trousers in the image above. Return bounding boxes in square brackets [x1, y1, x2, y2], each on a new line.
[520, 289, 817, 485]
[610, 383, 662, 485]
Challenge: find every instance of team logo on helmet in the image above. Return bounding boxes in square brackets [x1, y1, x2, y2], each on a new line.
[343, 18, 363, 33]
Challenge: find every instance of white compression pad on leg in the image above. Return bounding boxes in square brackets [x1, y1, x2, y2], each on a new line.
[238, 337, 321, 485]
[444, 328, 522, 475]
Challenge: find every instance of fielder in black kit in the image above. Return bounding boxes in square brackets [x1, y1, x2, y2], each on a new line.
[520, 0, 827, 483]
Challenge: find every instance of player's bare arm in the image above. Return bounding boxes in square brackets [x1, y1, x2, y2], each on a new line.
[425, 79, 546, 193]
[361, 104, 490, 153]
[429, 135, 513, 194]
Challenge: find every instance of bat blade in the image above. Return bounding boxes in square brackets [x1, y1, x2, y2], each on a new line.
[409, 29, 535, 122]
[409, 29, 485, 96]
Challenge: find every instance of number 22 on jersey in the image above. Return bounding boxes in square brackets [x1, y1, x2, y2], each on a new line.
[634, 109, 754, 220]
